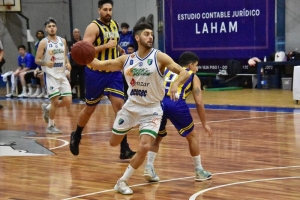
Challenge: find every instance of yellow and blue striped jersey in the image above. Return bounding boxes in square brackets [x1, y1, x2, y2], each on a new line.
[164, 67, 194, 99]
[92, 19, 120, 61]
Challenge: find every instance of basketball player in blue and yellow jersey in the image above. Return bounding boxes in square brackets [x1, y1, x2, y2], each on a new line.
[69, 0, 135, 159]
[144, 51, 213, 182]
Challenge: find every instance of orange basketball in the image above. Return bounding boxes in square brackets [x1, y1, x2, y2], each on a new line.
[71, 41, 95, 65]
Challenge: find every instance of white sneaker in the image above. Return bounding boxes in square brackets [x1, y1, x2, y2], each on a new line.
[143, 164, 160, 182]
[6, 92, 17, 98]
[30, 91, 41, 98]
[114, 179, 133, 195]
[46, 125, 62, 134]
[41, 103, 49, 123]
[195, 168, 212, 181]
[18, 92, 28, 98]
[37, 92, 46, 98]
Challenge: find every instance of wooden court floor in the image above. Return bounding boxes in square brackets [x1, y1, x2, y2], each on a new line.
[0, 88, 300, 199]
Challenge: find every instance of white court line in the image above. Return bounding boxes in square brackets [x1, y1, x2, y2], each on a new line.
[25, 137, 69, 150]
[189, 176, 300, 200]
[62, 165, 300, 200]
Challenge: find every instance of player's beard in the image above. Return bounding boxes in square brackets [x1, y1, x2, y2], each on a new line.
[140, 39, 153, 49]
[101, 15, 111, 23]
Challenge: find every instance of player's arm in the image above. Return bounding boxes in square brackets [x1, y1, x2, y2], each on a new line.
[88, 55, 127, 71]
[192, 75, 212, 137]
[0, 48, 3, 62]
[35, 40, 53, 68]
[83, 23, 117, 53]
[62, 38, 71, 71]
[158, 52, 190, 100]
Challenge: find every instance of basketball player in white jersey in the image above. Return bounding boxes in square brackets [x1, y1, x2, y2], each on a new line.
[88, 23, 190, 195]
[35, 17, 72, 134]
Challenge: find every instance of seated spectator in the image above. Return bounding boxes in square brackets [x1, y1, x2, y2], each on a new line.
[127, 44, 135, 54]
[6, 45, 37, 98]
[119, 22, 134, 54]
[24, 66, 48, 98]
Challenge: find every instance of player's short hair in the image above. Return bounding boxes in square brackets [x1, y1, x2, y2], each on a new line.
[179, 51, 199, 67]
[121, 22, 129, 29]
[18, 45, 26, 50]
[98, 0, 114, 8]
[44, 17, 56, 26]
[36, 30, 44, 36]
[133, 23, 153, 36]
[127, 44, 134, 49]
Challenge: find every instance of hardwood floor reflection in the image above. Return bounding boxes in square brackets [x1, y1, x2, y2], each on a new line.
[0, 92, 300, 199]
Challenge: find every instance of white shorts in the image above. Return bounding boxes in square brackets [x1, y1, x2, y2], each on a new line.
[112, 100, 163, 138]
[44, 73, 71, 99]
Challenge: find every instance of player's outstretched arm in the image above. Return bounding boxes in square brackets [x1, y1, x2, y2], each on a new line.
[88, 55, 127, 71]
[158, 52, 190, 100]
[192, 75, 212, 137]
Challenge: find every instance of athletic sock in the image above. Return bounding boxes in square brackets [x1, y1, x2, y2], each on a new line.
[120, 134, 129, 151]
[74, 125, 84, 138]
[192, 155, 203, 170]
[147, 151, 157, 166]
[120, 165, 135, 181]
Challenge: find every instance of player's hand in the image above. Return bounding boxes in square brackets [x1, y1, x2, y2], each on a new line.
[106, 37, 117, 49]
[47, 61, 54, 68]
[170, 83, 179, 101]
[66, 62, 71, 71]
[203, 124, 212, 137]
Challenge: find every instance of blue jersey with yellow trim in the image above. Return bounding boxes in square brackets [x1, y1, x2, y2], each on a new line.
[164, 67, 194, 99]
[92, 19, 120, 61]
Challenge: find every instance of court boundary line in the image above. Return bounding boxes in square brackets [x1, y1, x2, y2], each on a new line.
[62, 165, 300, 200]
[189, 176, 300, 200]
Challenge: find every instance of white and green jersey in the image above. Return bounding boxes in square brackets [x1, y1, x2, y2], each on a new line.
[123, 48, 165, 105]
[41, 36, 66, 79]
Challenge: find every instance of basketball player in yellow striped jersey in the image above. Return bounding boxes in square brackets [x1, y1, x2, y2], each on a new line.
[69, 0, 135, 159]
[144, 52, 213, 182]
[88, 23, 191, 195]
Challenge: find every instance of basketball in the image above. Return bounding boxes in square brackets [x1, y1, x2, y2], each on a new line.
[71, 41, 95, 65]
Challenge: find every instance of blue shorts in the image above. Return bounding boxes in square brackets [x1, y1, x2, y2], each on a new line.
[158, 97, 194, 137]
[85, 67, 124, 106]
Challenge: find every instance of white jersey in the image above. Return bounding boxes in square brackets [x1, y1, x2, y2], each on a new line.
[123, 48, 165, 105]
[41, 36, 66, 79]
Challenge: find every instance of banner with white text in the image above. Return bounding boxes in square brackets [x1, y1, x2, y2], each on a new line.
[164, 0, 275, 61]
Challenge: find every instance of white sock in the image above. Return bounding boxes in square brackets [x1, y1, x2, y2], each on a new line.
[42, 88, 46, 93]
[22, 86, 27, 93]
[120, 165, 135, 181]
[192, 155, 203, 170]
[48, 119, 55, 127]
[28, 87, 33, 94]
[147, 151, 157, 166]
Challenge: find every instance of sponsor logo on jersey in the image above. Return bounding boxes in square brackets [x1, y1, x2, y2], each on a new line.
[130, 89, 147, 97]
[153, 112, 158, 115]
[130, 78, 136, 86]
[131, 68, 152, 76]
[139, 62, 143, 67]
[147, 59, 153, 65]
[118, 118, 124, 125]
[59, 43, 63, 47]
[130, 79, 150, 87]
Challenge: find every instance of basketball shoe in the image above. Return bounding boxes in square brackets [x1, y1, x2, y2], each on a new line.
[195, 168, 212, 181]
[119, 148, 136, 160]
[114, 179, 133, 195]
[143, 164, 160, 182]
[69, 131, 81, 156]
[46, 125, 62, 134]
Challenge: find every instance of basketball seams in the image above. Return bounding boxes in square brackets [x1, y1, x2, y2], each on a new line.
[71, 41, 95, 65]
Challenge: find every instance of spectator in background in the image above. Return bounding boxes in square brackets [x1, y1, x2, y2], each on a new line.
[68, 28, 85, 101]
[119, 22, 134, 54]
[126, 43, 135, 54]
[248, 57, 261, 66]
[0, 40, 4, 109]
[6, 45, 37, 98]
[34, 30, 45, 56]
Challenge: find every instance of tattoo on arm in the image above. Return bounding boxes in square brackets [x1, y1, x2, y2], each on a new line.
[36, 59, 47, 66]
[194, 87, 201, 96]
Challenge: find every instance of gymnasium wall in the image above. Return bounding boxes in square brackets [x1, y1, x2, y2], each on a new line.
[0, 0, 299, 73]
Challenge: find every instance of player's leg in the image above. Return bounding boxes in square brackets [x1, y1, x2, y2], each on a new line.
[143, 116, 167, 182]
[185, 130, 212, 181]
[18, 71, 28, 97]
[70, 68, 107, 155]
[114, 105, 162, 195]
[106, 71, 135, 159]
